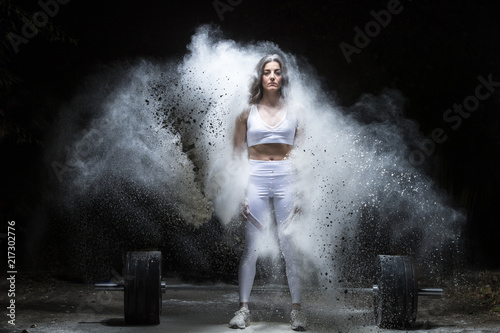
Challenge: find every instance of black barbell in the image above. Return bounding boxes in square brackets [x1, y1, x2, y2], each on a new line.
[95, 251, 443, 328]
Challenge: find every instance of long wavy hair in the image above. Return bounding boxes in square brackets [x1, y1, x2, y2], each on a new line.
[248, 54, 289, 105]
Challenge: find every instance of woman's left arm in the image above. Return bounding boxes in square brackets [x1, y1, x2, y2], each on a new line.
[292, 104, 306, 216]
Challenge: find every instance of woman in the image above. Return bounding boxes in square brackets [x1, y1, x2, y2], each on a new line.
[229, 54, 307, 331]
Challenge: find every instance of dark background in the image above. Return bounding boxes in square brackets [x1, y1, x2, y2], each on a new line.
[1, 0, 499, 279]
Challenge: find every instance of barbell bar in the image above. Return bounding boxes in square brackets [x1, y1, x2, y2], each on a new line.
[94, 252, 443, 328]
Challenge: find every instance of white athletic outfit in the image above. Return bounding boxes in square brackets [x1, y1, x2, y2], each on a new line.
[238, 104, 301, 304]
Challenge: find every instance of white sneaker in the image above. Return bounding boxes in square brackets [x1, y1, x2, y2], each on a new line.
[291, 309, 307, 331]
[229, 307, 250, 329]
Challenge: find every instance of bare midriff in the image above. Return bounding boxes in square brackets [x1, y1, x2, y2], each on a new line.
[248, 143, 293, 161]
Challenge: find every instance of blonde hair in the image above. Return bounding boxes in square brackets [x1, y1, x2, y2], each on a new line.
[248, 54, 289, 105]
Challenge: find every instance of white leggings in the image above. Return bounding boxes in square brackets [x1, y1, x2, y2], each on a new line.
[238, 159, 301, 304]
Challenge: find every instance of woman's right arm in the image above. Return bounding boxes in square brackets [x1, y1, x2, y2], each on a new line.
[233, 109, 249, 157]
[233, 109, 249, 219]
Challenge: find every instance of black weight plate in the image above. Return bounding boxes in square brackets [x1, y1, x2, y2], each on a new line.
[124, 251, 162, 324]
[374, 255, 393, 327]
[403, 256, 418, 326]
[124, 252, 136, 323]
[146, 251, 162, 324]
[374, 255, 418, 329]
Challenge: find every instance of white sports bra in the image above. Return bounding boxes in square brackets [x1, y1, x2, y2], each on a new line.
[246, 104, 297, 147]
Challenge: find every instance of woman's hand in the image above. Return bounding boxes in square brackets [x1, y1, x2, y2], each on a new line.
[241, 199, 249, 220]
[293, 205, 302, 217]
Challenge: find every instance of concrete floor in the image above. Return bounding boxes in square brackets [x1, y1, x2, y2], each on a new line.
[2, 275, 499, 333]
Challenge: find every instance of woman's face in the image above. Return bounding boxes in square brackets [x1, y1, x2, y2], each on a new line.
[261, 61, 282, 93]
